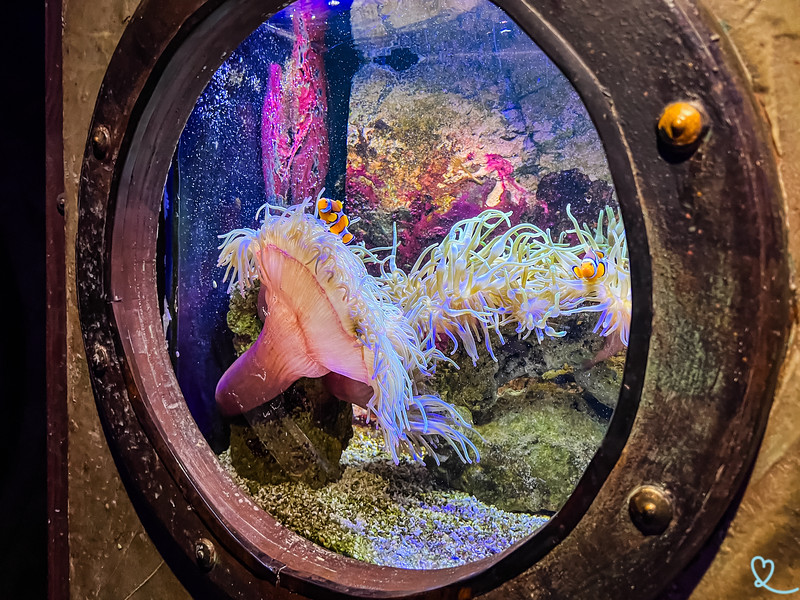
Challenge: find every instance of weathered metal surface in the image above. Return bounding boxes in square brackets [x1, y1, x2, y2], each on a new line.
[46, 0, 68, 596]
[61, 0, 195, 597]
[73, 1, 790, 600]
[658, 0, 800, 597]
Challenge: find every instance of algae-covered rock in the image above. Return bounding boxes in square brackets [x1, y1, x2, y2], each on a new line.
[431, 378, 608, 514]
[430, 317, 616, 422]
[220, 426, 548, 568]
[230, 377, 354, 489]
[574, 358, 624, 410]
[430, 348, 500, 423]
[226, 282, 263, 356]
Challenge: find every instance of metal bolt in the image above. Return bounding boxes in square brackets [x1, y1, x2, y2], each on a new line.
[91, 343, 109, 375]
[91, 125, 111, 160]
[56, 193, 65, 216]
[194, 538, 217, 571]
[657, 102, 705, 147]
[628, 484, 673, 535]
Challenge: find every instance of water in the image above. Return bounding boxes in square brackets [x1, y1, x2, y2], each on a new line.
[161, 0, 628, 568]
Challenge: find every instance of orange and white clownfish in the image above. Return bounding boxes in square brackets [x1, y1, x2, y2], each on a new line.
[317, 197, 355, 244]
[317, 197, 343, 222]
[572, 249, 606, 280]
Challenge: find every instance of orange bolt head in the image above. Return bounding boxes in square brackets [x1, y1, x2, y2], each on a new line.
[658, 102, 704, 146]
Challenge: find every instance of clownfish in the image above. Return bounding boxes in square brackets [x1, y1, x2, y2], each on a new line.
[572, 249, 606, 281]
[317, 197, 355, 244]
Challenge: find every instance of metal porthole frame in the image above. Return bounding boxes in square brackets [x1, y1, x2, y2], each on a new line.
[76, 0, 790, 598]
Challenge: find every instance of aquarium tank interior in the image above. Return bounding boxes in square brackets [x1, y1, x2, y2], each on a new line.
[159, 0, 630, 569]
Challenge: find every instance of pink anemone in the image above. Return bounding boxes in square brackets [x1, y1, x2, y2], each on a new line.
[216, 199, 479, 464]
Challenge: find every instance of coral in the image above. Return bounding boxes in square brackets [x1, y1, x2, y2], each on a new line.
[480, 153, 531, 208]
[261, 63, 291, 202]
[260, 3, 329, 204]
[284, 7, 329, 202]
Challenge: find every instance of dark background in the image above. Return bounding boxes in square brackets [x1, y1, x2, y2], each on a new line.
[1, 2, 47, 598]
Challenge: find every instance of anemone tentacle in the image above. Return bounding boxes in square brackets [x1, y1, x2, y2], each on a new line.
[217, 197, 630, 465]
[217, 198, 479, 464]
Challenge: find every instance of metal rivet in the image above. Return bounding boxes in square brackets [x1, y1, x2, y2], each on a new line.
[658, 102, 705, 147]
[628, 485, 673, 535]
[91, 343, 109, 375]
[91, 125, 111, 160]
[194, 538, 217, 571]
[56, 193, 66, 216]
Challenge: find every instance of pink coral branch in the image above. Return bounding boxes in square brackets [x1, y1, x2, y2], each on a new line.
[485, 153, 528, 199]
[261, 64, 290, 201]
[260, 3, 329, 204]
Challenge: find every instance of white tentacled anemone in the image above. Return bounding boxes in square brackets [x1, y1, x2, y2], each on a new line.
[216, 197, 479, 465]
[557, 205, 631, 346]
[216, 195, 630, 465]
[375, 205, 630, 364]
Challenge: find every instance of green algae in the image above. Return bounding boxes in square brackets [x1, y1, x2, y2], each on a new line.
[219, 426, 548, 568]
[432, 378, 607, 513]
[226, 282, 262, 356]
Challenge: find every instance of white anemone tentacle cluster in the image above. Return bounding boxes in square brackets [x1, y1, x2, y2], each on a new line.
[217, 194, 630, 464]
[217, 196, 479, 465]
[374, 205, 631, 365]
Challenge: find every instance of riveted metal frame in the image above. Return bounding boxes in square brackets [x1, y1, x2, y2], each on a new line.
[75, 0, 789, 599]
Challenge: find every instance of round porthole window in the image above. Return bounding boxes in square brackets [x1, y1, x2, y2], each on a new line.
[76, 1, 789, 598]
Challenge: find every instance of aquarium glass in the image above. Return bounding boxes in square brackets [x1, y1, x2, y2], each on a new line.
[160, 0, 630, 570]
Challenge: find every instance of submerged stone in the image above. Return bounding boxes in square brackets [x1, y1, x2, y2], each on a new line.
[229, 377, 354, 488]
[431, 379, 608, 513]
[226, 282, 263, 357]
[532, 168, 614, 234]
[220, 426, 548, 568]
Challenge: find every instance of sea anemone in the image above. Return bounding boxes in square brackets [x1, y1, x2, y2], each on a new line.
[373, 204, 630, 361]
[216, 196, 630, 465]
[557, 205, 631, 346]
[216, 197, 479, 464]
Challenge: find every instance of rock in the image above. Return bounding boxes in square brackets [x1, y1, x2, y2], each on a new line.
[427, 317, 622, 513]
[430, 379, 608, 513]
[532, 168, 613, 233]
[574, 360, 623, 410]
[226, 282, 263, 357]
[229, 377, 354, 488]
[430, 349, 500, 424]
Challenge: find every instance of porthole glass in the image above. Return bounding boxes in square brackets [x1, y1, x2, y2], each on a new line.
[159, 0, 629, 569]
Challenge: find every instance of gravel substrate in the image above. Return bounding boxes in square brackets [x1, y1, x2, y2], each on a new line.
[219, 426, 549, 569]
